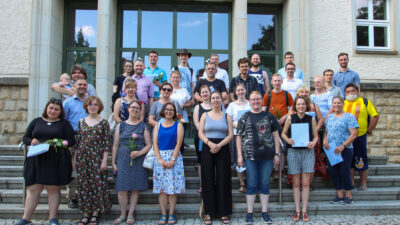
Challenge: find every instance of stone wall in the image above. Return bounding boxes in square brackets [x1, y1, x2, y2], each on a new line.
[361, 86, 400, 164]
[0, 84, 28, 145]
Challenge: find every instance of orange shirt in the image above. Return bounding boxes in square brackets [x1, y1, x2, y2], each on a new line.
[262, 90, 293, 118]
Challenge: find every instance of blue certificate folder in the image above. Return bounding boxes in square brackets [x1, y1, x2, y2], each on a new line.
[27, 143, 50, 157]
[323, 143, 344, 166]
[291, 123, 309, 147]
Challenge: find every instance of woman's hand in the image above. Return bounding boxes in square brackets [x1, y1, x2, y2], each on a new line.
[112, 163, 117, 173]
[100, 160, 107, 171]
[130, 151, 141, 159]
[323, 140, 330, 150]
[307, 141, 316, 149]
[273, 155, 280, 167]
[208, 141, 218, 154]
[31, 138, 39, 146]
[157, 158, 167, 169]
[166, 160, 175, 169]
[237, 155, 244, 167]
[286, 138, 294, 145]
[334, 145, 345, 155]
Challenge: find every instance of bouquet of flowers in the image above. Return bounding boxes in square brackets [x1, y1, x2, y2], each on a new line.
[153, 72, 164, 82]
[176, 114, 186, 123]
[129, 133, 138, 166]
[46, 138, 68, 153]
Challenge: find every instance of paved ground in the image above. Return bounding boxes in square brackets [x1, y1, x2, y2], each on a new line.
[3, 214, 400, 225]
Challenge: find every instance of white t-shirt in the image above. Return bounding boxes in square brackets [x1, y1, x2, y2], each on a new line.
[203, 67, 230, 89]
[226, 101, 251, 135]
[171, 87, 191, 122]
[282, 78, 304, 100]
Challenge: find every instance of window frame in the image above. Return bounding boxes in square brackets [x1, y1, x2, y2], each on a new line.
[115, 1, 232, 78]
[355, 0, 391, 51]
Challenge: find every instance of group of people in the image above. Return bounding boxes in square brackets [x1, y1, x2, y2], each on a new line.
[15, 49, 379, 225]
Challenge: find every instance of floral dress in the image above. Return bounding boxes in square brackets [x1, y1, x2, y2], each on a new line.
[75, 119, 112, 214]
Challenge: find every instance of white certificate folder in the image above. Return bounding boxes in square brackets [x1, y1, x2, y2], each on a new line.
[323, 143, 344, 166]
[291, 123, 309, 148]
[27, 143, 50, 157]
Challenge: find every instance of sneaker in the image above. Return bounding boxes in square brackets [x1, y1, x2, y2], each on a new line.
[68, 199, 78, 208]
[14, 219, 32, 225]
[329, 196, 344, 204]
[342, 197, 353, 205]
[261, 212, 272, 224]
[245, 213, 254, 224]
[48, 218, 60, 225]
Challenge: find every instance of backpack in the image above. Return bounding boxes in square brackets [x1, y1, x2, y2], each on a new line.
[363, 98, 370, 125]
[173, 66, 193, 77]
[266, 90, 290, 112]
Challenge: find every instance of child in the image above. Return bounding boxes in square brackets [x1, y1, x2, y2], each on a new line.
[59, 73, 73, 100]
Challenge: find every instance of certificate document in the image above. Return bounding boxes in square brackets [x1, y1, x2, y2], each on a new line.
[323, 142, 344, 166]
[27, 143, 50, 157]
[291, 123, 309, 148]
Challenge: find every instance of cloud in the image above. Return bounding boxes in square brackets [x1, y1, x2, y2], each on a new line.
[179, 18, 207, 27]
[75, 25, 96, 37]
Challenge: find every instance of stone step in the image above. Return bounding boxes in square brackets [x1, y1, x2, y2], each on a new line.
[1, 175, 400, 190]
[1, 187, 399, 205]
[1, 200, 400, 219]
[2, 164, 400, 178]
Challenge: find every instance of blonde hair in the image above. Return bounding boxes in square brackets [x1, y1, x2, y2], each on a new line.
[124, 78, 137, 89]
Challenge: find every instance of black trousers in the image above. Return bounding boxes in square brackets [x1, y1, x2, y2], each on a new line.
[201, 138, 232, 217]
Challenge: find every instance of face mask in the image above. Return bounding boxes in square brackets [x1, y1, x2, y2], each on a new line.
[346, 94, 358, 101]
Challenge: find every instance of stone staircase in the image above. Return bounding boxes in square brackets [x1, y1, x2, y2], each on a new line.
[1, 145, 400, 220]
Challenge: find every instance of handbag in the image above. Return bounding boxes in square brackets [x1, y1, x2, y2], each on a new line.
[143, 147, 155, 169]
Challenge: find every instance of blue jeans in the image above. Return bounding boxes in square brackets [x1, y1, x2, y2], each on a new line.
[244, 159, 273, 195]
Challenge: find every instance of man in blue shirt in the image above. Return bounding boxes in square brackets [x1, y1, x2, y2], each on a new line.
[277, 51, 304, 81]
[143, 50, 167, 100]
[62, 78, 88, 209]
[333, 52, 361, 97]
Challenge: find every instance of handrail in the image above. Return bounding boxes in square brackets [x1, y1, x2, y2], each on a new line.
[19, 142, 27, 206]
[278, 139, 283, 204]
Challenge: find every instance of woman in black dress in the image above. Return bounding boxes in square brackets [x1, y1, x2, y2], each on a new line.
[15, 98, 75, 225]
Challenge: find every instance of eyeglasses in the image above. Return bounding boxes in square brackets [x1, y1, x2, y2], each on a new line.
[130, 106, 141, 110]
[164, 108, 175, 112]
[162, 88, 172, 92]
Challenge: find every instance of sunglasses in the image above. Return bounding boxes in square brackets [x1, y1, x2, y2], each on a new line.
[162, 88, 172, 92]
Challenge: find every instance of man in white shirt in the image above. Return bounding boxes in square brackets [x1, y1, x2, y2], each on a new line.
[281, 62, 304, 100]
[277, 51, 304, 81]
[202, 54, 229, 92]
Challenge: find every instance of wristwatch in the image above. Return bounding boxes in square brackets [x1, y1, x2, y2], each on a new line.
[275, 153, 280, 157]
[171, 157, 176, 161]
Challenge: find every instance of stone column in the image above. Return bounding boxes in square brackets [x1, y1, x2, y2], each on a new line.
[96, 0, 117, 117]
[232, 0, 248, 77]
[28, 0, 64, 121]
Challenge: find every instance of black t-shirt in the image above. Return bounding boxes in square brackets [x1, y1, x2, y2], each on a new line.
[114, 74, 127, 95]
[194, 78, 227, 94]
[237, 111, 280, 160]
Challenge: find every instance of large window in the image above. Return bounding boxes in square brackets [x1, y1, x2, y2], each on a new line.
[117, 3, 231, 79]
[247, 5, 282, 79]
[355, 0, 390, 50]
[64, 2, 98, 86]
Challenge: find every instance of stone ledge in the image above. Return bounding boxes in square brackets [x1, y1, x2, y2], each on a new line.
[360, 83, 400, 91]
[0, 75, 29, 86]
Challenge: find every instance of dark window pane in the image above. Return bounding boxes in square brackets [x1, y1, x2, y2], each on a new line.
[356, 0, 368, 19]
[374, 26, 387, 47]
[177, 12, 208, 49]
[357, 26, 369, 46]
[373, 0, 386, 20]
[247, 14, 276, 51]
[142, 11, 173, 48]
[66, 51, 96, 86]
[212, 13, 229, 50]
[144, 55, 172, 78]
[122, 11, 138, 48]
[75, 10, 98, 47]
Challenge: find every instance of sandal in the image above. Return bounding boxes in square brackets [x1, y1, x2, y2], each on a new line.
[77, 217, 89, 225]
[89, 216, 99, 225]
[358, 184, 368, 191]
[197, 187, 202, 193]
[126, 215, 135, 224]
[167, 215, 177, 224]
[302, 212, 310, 222]
[221, 217, 230, 224]
[203, 215, 212, 225]
[292, 211, 300, 221]
[158, 215, 168, 225]
[113, 215, 126, 225]
[238, 185, 246, 193]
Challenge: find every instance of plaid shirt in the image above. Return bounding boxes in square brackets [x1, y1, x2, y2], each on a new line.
[230, 74, 259, 100]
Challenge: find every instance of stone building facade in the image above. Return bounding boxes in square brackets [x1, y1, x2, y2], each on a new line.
[0, 0, 399, 163]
